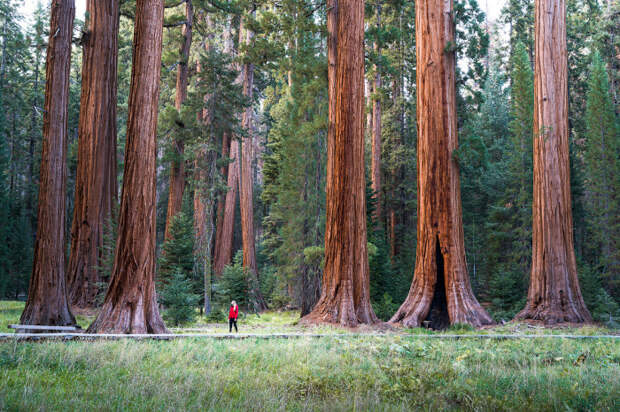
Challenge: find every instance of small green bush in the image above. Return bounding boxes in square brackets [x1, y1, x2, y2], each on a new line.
[159, 270, 200, 326]
[373, 292, 400, 321]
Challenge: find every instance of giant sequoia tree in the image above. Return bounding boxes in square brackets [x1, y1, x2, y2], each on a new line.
[88, 0, 167, 334]
[390, 0, 492, 329]
[67, 0, 119, 308]
[515, 0, 591, 324]
[238, 15, 267, 311]
[301, 0, 377, 326]
[19, 0, 76, 327]
[164, 0, 192, 241]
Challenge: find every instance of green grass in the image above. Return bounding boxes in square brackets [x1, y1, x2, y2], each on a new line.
[1, 334, 619, 410]
[1, 300, 620, 410]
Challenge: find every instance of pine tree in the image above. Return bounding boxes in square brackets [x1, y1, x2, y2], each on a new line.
[584, 51, 620, 301]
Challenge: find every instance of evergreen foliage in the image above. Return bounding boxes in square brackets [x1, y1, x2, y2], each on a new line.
[157, 211, 200, 325]
[583, 51, 620, 307]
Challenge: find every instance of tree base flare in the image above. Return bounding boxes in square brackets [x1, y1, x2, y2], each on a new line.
[515, 303, 592, 325]
[87, 294, 168, 334]
[300, 294, 378, 328]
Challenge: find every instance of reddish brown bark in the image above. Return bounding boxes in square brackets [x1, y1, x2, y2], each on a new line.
[238, 16, 267, 311]
[213, 132, 231, 275]
[371, 5, 382, 221]
[20, 0, 76, 328]
[87, 0, 167, 334]
[390, 0, 492, 329]
[214, 137, 239, 276]
[515, 0, 591, 324]
[213, 21, 235, 276]
[301, 0, 377, 327]
[67, 0, 119, 309]
[164, 0, 193, 241]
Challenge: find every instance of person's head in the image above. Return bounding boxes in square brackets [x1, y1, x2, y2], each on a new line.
[231, 300, 237, 308]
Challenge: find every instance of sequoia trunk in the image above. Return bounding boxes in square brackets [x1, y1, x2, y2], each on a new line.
[371, 5, 382, 221]
[301, 0, 377, 327]
[67, 0, 119, 308]
[20, 0, 76, 328]
[213, 21, 235, 276]
[87, 0, 167, 334]
[164, 0, 193, 240]
[238, 16, 267, 311]
[515, 0, 591, 324]
[390, 0, 492, 329]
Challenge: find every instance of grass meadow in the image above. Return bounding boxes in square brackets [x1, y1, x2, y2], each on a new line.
[1, 301, 619, 411]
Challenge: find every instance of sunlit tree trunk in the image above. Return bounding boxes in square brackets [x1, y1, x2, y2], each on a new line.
[20, 0, 76, 328]
[67, 0, 119, 309]
[515, 0, 591, 324]
[301, 0, 377, 327]
[164, 0, 193, 241]
[87, 0, 167, 334]
[390, 0, 492, 329]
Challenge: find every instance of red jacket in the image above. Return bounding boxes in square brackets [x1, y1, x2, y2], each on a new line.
[229, 305, 238, 320]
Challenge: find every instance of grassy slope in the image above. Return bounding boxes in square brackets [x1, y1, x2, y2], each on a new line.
[1, 301, 619, 411]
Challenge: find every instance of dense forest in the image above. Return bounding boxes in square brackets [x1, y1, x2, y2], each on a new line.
[0, 0, 618, 330]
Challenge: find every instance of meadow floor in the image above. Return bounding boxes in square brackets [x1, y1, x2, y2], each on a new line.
[1, 301, 619, 411]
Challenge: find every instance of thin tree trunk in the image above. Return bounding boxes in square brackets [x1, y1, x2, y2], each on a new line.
[390, 0, 492, 329]
[238, 14, 267, 311]
[67, 0, 119, 309]
[20, 0, 76, 328]
[28, 42, 42, 237]
[164, 0, 193, 240]
[515, 0, 591, 324]
[87, 0, 167, 334]
[301, 0, 377, 327]
[371, 5, 382, 221]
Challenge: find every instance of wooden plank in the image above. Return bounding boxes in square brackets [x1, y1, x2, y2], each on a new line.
[8, 324, 81, 331]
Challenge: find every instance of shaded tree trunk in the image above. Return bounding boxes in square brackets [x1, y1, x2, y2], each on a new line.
[164, 0, 193, 241]
[515, 0, 591, 324]
[301, 0, 377, 327]
[213, 20, 235, 276]
[371, 5, 382, 221]
[238, 15, 267, 311]
[67, 0, 119, 309]
[214, 137, 239, 276]
[87, 0, 167, 334]
[20, 0, 76, 328]
[390, 0, 492, 329]
[213, 131, 231, 274]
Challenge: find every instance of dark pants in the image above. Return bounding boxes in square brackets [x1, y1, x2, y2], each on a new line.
[229, 318, 238, 333]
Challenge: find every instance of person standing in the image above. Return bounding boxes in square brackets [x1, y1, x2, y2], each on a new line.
[228, 300, 239, 333]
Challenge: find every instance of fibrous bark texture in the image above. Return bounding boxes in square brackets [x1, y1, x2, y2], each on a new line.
[213, 132, 230, 275]
[164, 0, 193, 241]
[390, 0, 492, 329]
[301, 0, 377, 327]
[515, 0, 591, 324]
[20, 0, 76, 328]
[214, 137, 239, 276]
[88, 0, 167, 334]
[371, 6, 382, 221]
[67, 0, 119, 308]
[213, 22, 237, 277]
[238, 16, 267, 311]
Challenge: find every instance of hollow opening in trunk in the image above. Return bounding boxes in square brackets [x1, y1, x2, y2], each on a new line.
[424, 237, 450, 330]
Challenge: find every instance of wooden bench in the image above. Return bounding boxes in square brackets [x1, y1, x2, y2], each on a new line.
[8, 324, 83, 333]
